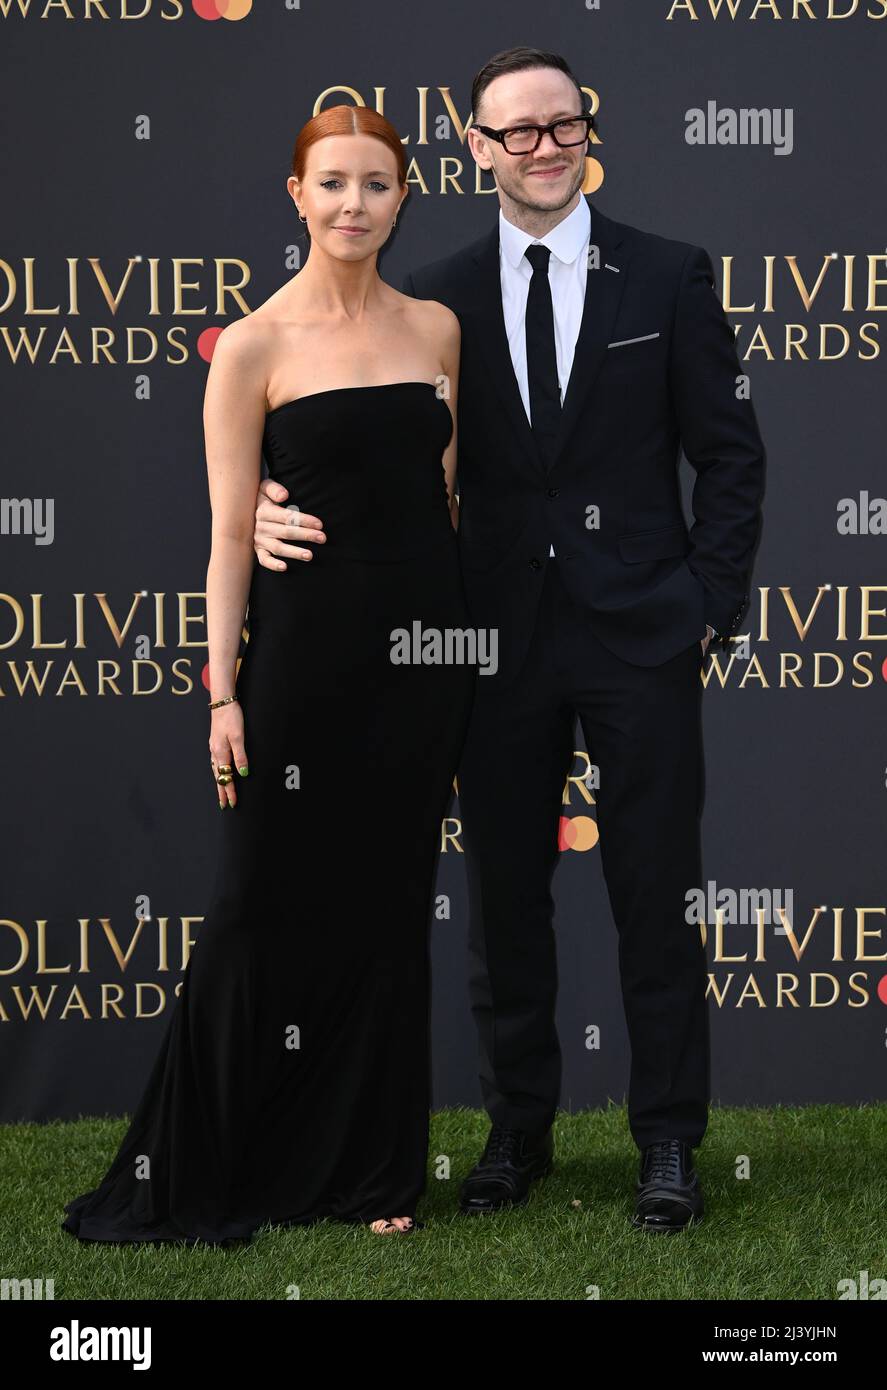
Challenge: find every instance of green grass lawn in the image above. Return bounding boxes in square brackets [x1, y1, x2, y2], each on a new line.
[2, 1103, 885, 1301]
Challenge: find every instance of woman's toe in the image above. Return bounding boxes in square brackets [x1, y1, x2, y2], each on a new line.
[370, 1218, 397, 1234]
[369, 1216, 413, 1233]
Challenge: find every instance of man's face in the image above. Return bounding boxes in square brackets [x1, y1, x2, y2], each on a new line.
[469, 67, 588, 215]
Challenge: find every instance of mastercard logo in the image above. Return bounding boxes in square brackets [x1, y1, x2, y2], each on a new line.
[197, 326, 225, 362]
[558, 815, 599, 852]
[193, 0, 252, 19]
[582, 157, 604, 195]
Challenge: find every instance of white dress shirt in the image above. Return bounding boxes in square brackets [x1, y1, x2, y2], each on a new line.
[499, 195, 591, 557]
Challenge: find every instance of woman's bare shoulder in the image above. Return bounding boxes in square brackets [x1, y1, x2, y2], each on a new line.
[215, 293, 297, 374]
[399, 292, 460, 340]
[208, 295, 303, 417]
[217, 308, 272, 352]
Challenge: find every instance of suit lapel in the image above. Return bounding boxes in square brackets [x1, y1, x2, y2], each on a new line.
[468, 222, 541, 472]
[467, 197, 630, 475]
[553, 204, 628, 471]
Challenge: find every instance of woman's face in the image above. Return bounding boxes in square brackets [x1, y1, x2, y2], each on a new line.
[289, 133, 406, 261]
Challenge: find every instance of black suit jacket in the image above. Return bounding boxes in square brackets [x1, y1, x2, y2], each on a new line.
[402, 198, 765, 680]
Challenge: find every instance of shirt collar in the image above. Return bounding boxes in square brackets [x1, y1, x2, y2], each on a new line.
[499, 194, 591, 270]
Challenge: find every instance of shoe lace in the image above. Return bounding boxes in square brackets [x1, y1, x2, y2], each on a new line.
[484, 1126, 524, 1164]
[644, 1140, 682, 1184]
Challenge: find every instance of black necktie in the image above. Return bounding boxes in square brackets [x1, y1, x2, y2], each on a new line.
[524, 243, 561, 463]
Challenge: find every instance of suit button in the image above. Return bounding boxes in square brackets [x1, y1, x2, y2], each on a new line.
[547, 488, 559, 498]
[530, 557, 541, 570]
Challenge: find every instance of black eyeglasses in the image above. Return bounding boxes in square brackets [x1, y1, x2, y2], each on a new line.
[472, 112, 596, 156]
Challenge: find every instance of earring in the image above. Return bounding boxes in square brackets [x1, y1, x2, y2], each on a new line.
[298, 212, 306, 222]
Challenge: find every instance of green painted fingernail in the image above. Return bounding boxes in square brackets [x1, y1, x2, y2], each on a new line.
[238, 766, 249, 776]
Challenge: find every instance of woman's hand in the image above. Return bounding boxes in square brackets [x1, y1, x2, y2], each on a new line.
[209, 701, 248, 808]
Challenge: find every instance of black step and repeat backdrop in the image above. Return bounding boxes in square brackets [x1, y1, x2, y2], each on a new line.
[2, 1, 886, 1122]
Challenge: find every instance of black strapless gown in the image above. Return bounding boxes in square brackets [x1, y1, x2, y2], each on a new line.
[61, 382, 477, 1244]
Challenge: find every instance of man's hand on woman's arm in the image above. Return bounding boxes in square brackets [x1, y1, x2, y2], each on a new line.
[253, 477, 326, 569]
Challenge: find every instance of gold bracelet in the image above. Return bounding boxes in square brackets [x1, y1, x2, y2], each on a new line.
[209, 694, 239, 710]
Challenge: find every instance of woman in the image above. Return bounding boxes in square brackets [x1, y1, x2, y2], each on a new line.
[61, 104, 477, 1244]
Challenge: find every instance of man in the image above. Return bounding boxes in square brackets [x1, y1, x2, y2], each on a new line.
[251, 47, 765, 1232]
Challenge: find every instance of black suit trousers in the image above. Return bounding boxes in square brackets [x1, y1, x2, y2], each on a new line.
[457, 558, 711, 1151]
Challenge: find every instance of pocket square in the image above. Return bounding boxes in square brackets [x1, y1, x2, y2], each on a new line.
[607, 332, 661, 349]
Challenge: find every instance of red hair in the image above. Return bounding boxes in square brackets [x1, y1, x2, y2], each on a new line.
[291, 104, 408, 188]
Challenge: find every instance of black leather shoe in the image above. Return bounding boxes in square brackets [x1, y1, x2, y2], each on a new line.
[459, 1124, 554, 1215]
[631, 1139, 704, 1233]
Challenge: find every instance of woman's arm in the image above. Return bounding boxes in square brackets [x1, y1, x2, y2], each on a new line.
[202, 322, 267, 804]
[203, 322, 267, 699]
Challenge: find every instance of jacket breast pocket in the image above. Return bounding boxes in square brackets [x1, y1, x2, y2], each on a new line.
[607, 331, 661, 351]
[617, 523, 689, 563]
[602, 332, 663, 385]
